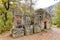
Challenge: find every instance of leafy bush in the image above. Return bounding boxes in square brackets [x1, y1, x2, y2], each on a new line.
[56, 13, 60, 27]
[53, 2, 60, 27]
[0, 12, 13, 34]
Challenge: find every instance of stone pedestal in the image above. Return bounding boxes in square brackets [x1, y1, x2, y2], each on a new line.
[25, 25, 33, 35]
[30, 25, 33, 34]
[33, 25, 41, 33]
[12, 27, 24, 38]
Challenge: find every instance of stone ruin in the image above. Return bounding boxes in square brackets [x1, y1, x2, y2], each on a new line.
[12, 9, 51, 38]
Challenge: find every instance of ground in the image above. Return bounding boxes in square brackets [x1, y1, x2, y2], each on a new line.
[0, 26, 60, 40]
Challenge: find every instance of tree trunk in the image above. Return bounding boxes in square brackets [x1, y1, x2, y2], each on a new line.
[3, 1, 10, 25]
[4, 12, 7, 21]
[4, 1, 10, 10]
[4, 12, 7, 25]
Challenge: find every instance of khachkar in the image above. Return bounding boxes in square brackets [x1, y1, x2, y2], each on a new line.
[24, 14, 33, 35]
[12, 13, 24, 38]
[33, 13, 41, 33]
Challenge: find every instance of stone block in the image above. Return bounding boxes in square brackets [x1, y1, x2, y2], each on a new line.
[33, 25, 41, 33]
[25, 25, 33, 35]
[12, 27, 24, 38]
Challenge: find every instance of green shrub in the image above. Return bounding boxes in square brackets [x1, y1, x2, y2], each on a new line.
[0, 12, 13, 34]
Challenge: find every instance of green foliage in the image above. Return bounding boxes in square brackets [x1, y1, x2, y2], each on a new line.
[0, 6, 7, 13]
[0, 11, 13, 33]
[56, 13, 60, 27]
[55, 3, 60, 27]
[2, 0, 18, 3]
[0, 0, 14, 33]
[2, 0, 8, 2]
[0, 0, 34, 33]
[53, 2, 60, 27]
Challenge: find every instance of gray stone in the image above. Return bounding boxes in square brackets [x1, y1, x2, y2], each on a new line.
[25, 25, 33, 35]
[33, 25, 41, 33]
[12, 27, 24, 38]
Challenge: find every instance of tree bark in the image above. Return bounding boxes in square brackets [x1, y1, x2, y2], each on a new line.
[3, 0, 10, 25]
[4, 1, 10, 10]
[3, 0, 10, 21]
[4, 12, 7, 21]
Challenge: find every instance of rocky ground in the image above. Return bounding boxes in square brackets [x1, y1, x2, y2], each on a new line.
[0, 26, 60, 40]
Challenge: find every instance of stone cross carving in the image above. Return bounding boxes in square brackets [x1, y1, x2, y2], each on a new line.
[25, 15, 31, 26]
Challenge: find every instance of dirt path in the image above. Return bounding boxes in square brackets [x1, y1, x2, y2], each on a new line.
[0, 27, 60, 40]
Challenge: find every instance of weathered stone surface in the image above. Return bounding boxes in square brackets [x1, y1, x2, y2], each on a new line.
[13, 9, 51, 37]
[12, 27, 24, 38]
[30, 25, 33, 34]
[33, 25, 41, 33]
[25, 25, 33, 35]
